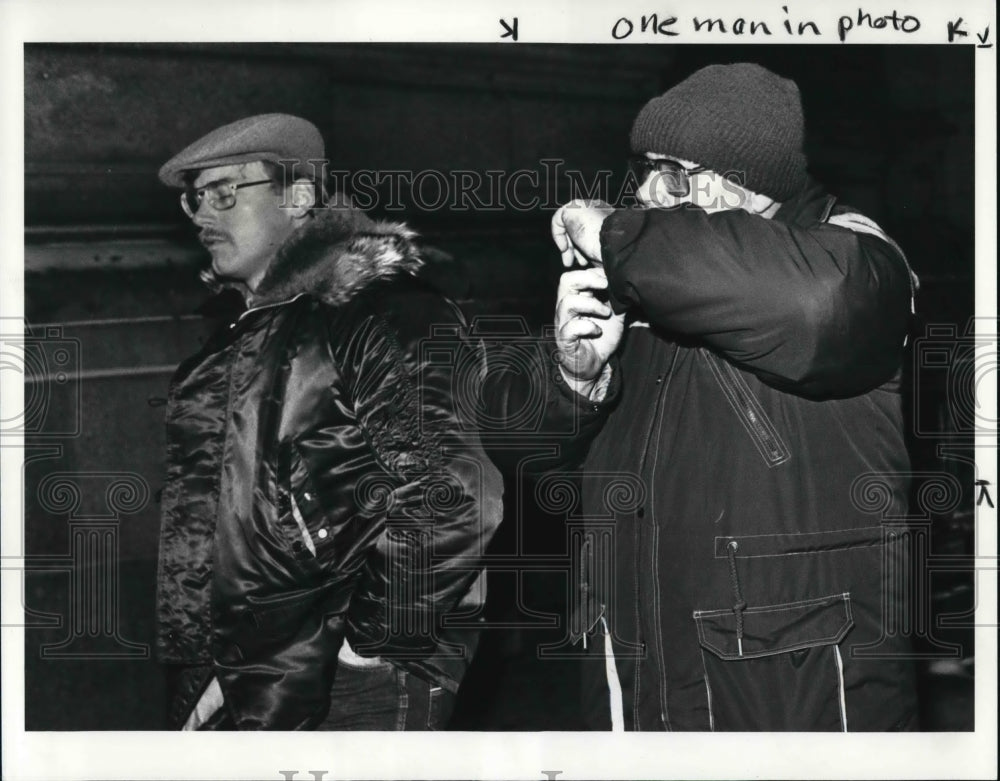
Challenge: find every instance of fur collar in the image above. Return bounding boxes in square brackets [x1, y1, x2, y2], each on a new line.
[201, 204, 424, 308]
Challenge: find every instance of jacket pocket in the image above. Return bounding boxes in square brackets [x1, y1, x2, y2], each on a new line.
[693, 593, 853, 731]
[714, 525, 886, 558]
[245, 580, 346, 636]
[702, 349, 790, 468]
[275, 442, 332, 566]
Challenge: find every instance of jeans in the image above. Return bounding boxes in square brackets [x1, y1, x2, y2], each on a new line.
[317, 656, 455, 730]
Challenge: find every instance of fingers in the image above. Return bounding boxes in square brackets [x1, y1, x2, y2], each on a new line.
[555, 266, 613, 380]
[551, 206, 574, 267]
[556, 293, 612, 327]
[551, 216, 569, 254]
[553, 229, 578, 269]
[556, 268, 609, 303]
[556, 318, 604, 382]
[552, 202, 582, 266]
[553, 201, 611, 268]
[559, 317, 603, 342]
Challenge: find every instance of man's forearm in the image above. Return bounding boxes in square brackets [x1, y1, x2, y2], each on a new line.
[599, 206, 912, 396]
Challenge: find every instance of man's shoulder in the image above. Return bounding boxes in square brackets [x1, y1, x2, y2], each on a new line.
[775, 182, 890, 239]
[773, 181, 838, 227]
[315, 275, 466, 349]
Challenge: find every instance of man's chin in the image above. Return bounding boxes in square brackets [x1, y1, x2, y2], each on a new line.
[209, 254, 233, 277]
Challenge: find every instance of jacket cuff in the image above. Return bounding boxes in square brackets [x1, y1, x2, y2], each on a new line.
[600, 208, 649, 313]
[552, 353, 621, 414]
[558, 362, 613, 402]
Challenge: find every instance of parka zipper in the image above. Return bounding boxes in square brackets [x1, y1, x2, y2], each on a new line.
[634, 347, 679, 730]
[237, 292, 307, 323]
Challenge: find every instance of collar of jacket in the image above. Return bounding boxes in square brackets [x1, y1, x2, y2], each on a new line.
[198, 202, 425, 317]
[772, 179, 838, 227]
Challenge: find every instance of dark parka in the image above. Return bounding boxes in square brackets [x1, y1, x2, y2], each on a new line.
[487, 184, 920, 731]
[156, 206, 503, 730]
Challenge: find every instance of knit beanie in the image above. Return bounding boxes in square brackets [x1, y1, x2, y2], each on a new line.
[630, 63, 807, 201]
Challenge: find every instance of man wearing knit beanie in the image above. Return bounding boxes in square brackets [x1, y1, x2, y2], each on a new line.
[491, 63, 920, 731]
[630, 62, 809, 206]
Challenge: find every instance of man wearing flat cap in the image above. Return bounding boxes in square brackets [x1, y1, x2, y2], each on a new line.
[486, 63, 920, 730]
[154, 113, 502, 730]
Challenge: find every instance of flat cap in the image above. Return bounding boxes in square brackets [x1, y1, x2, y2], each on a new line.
[158, 113, 325, 187]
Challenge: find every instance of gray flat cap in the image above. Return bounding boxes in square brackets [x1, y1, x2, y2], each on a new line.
[158, 113, 325, 187]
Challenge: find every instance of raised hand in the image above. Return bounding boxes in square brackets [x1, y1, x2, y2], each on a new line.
[555, 267, 625, 391]
[551, 199, 615, 268]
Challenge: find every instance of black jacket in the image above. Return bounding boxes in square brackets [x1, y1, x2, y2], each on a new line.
[156, 206, 503, 729]
[487, 185, 920, 731]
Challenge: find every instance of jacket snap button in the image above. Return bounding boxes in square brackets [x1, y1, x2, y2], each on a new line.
[317, 528, 328, 539]
[229, 323, 236, 329]
[303, 491, 312, 501]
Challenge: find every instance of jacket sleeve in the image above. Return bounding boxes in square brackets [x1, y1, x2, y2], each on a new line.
[600, 205, 913, 398]
[340, 288, 504, 659]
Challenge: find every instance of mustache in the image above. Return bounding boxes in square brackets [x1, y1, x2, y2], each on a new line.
[198, 229, 230, 245]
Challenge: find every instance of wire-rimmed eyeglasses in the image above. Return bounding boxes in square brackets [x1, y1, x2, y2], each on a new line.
[180, 178, 274, 218]
[627, 156, 708, 196]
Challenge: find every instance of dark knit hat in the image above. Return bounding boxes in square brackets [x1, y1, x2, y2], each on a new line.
[630, 63, 807, 201]
[159, 113, 324, 187]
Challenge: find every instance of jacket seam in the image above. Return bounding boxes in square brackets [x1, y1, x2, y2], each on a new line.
[699, 647, 715, 731]
[718, 546, 882, 559]
[693, 591, 852, 616]
[359, 312, 446, 478]
[697, 630, 852, 660]
[717, 525, 885, 542]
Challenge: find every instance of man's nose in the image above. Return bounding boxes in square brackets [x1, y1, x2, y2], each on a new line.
[191, 201, 215, 226]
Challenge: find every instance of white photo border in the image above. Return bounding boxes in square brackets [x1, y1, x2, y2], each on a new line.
[2, 1, 996, 779]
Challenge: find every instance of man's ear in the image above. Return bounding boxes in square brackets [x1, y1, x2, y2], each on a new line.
[286, 178, 316, 218]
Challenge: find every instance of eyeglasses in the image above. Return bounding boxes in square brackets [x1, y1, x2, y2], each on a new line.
[627, 156, 708, 196]
[180, 178, 274, 218]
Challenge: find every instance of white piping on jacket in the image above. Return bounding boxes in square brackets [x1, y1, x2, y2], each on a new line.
[601, 615, 625, 732]
[834, 644, 848, 731]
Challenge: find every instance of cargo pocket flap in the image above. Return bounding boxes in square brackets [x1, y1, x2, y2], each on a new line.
[694, 593, 853, 661]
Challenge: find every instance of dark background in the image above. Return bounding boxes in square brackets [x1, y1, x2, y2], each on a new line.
[20, 44, 976, 730]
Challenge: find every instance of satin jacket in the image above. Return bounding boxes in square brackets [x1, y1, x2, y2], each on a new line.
[155, 205, 503, 729]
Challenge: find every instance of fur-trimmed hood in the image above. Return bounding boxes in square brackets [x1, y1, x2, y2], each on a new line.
[201, 203, 426, 309]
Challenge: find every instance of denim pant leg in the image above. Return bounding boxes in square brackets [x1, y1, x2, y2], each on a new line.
[317, 659, 455, 730]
